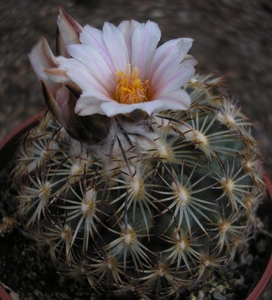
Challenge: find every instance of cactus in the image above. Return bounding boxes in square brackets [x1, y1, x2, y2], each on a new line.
[11, 7, 265, 299]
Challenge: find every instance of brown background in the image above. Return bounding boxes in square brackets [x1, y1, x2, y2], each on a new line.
[0, 0, 271, 298]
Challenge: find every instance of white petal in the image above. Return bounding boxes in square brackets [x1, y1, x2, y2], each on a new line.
[54, 85, 76, 127]
[152, 58, 197, 98]
[67, 44, 116, 91]
[102, 22, 129, 71]
[100, 101, 149, 117]
[81, 88, 112, 100]
[45, 68, 70, 83]
[156, 89, 191, 110]
[29, 37, 57, 81]
[131, 21, 161, 79]
[57, 6, 82, 56]
[133, 100, 164, 115]
[118, 20, 141, 62]
[79, 25, 115, 71]
[100, 99, 164, 117]
[100, 101, 131, 116]
[149, 38, 194, 87]
[62, 62, 111, 96]
[75, 95, 112, 115]
[29, 37, 60, 95]
[176, 38, 194, 60]
[146, 38, 182, 79]
[150, 48, 182, 88]
[55, 85, 70, 111]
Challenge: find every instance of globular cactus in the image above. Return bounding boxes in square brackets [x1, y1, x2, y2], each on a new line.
[12, 7, 265, 299]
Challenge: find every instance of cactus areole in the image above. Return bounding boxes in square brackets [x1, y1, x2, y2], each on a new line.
[10, 6, 268, 299]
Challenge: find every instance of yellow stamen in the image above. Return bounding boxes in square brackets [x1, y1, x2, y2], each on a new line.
[115, 64, 151, 104]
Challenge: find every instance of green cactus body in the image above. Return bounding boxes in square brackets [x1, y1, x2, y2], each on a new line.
[12, 74, 265, 298]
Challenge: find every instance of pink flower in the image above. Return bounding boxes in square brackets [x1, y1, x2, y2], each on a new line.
[29, 7, 196, 121]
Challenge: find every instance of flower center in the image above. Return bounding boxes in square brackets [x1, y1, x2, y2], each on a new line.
[115, 64, 151, 104]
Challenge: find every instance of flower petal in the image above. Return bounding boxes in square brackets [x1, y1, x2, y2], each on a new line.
[57, 6, 82, 57]
[29, 37, 62, 97]
[176, 38, 194, 60]
[44, 68, 70, 83]
[152, 57, 197, 98]
[79, 25, 115, 71]
[102, 22, 129, 71]
[148, 38, 194, 87]
[156, 89, 191, 110]
[29, 38, 57, 81]
[146, 38, 182, 78]
[118, 20, 141, 62]
[75, 95, 112, 116]
[100, 101, 142, 117]
[58, 57, 111, 97]
[67, 44, 116, 91]
[100, 99, 166, 117]
[131, 21, 161, 79]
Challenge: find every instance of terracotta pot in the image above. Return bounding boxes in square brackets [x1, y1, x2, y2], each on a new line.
[246, 171, 272, 300]
[0, 287, 11, 300]
[0, 112, 44, 168]
[0, 112, 44, 300]
[0, 114, 271, 300]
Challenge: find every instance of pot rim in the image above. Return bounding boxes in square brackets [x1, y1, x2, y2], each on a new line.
[0, 111, 45, 169]
[246, 173, 272, 300]
[0, 285, 13, 300]
[0, 111, 45, 151]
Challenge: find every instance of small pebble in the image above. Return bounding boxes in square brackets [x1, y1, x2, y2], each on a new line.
[215, 284, 225, 294]
[197, 290, 205, 300]
[234, 275, 244, 286]
[189, 294, 197, 300]
[256, 239, 266, 253]
[246, 253, 254, 266]
[213, 291, 227, 300]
